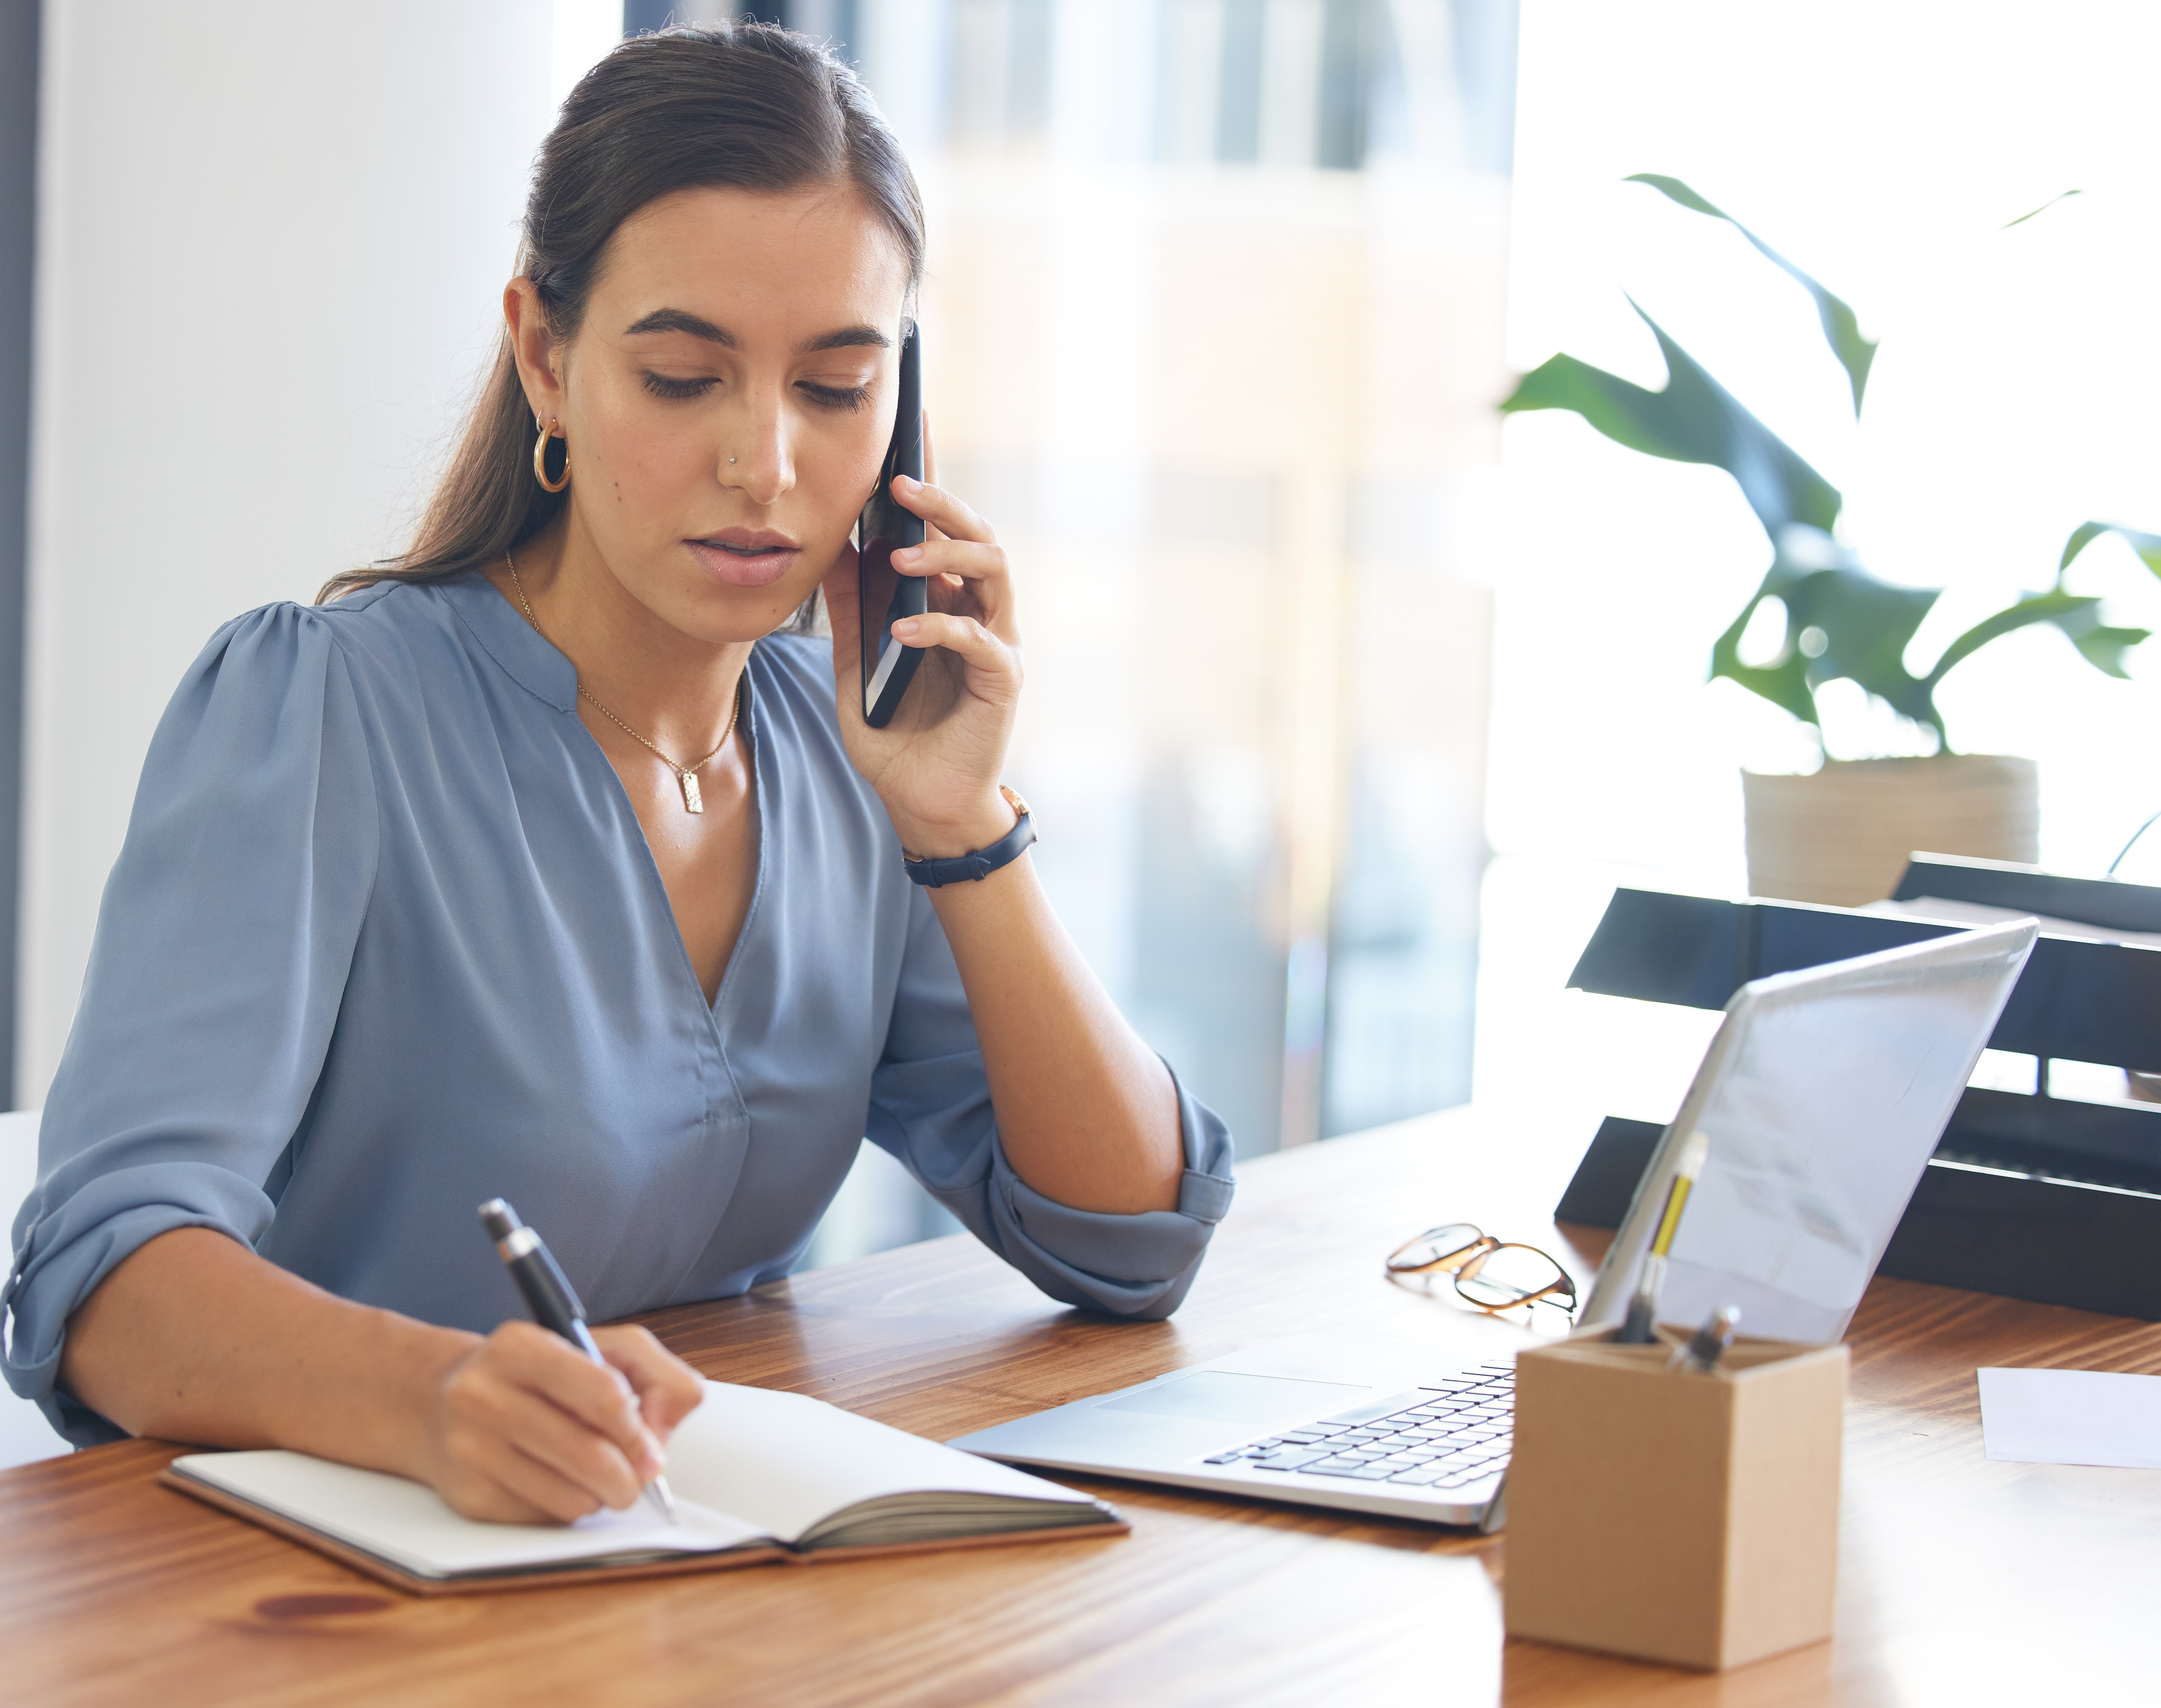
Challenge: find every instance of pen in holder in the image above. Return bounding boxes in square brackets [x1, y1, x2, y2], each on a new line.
[1502, 1326, 1846, 1672]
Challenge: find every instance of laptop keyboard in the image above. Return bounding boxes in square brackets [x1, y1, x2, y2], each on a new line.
[1198, 1362, 1515, 1491]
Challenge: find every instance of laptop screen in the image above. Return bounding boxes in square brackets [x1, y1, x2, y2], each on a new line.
[1589, 920, 2037, 1344]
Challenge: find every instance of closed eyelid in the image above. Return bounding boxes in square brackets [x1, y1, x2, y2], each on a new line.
[798, 379, 872, 411]
[641, 371, 719, 400]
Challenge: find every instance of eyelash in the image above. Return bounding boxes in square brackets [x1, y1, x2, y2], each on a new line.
[638, 373, 873, 413]
[641, 373, 714, 401]
[799, 382, 873, 413]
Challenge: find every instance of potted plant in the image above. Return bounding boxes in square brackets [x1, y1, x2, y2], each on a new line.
[1501, 174, 2161, 905]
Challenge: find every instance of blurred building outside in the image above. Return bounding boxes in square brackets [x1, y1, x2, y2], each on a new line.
[745, 0, 1520, 1265]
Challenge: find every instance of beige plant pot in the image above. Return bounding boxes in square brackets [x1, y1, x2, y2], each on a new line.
[1742, 755, 2039, 907]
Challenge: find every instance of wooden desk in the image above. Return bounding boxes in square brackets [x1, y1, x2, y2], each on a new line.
[6, 1103, 2160, 1706]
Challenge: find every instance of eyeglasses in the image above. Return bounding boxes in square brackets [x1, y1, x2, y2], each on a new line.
[1384, 1222, 1578, 1321]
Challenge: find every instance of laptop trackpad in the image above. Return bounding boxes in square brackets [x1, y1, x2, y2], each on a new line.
[1095, 1371, 1367, 1423]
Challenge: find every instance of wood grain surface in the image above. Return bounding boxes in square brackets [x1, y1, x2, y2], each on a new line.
[5, 1101, 2159, 1707]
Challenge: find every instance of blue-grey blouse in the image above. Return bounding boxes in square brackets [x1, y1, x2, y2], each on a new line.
[3, 574, 1235, 1445]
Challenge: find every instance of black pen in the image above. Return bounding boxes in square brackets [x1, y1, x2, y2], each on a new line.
[478, 1198, 678, 1524]
[1668, 1303, 1742, 1374]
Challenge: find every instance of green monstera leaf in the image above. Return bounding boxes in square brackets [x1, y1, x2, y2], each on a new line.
[1501, 307, 1937, 736]
[2060, 520, 2161, 583]
[1502, 299, 1841, 539]
[1625, 174, 1879, 415]
[1930, 588, 2151, 689]
[1711, 549, 1944, 737]
[1499, 176, 2155, 750]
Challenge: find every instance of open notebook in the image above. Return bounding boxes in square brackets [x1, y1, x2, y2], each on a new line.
[160, 1380, 1123, 1595]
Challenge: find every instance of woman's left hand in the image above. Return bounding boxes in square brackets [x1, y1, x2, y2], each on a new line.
[823, 430, 1024, 857]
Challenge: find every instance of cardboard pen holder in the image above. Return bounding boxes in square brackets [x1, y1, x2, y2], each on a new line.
[1503, 1329, 1846, 1673]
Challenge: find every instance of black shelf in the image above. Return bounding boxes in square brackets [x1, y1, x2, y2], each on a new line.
[1555, 861, 2161, 1322]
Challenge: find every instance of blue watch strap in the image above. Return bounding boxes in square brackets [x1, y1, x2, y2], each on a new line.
[904, 789, 1037, 887]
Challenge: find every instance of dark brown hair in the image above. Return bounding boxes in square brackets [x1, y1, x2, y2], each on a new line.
[319, 23, 924, 604]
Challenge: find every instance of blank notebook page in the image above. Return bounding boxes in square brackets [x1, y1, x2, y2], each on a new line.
[667, 1381, 1102, 1542]
[169, 1450, 765, 1579]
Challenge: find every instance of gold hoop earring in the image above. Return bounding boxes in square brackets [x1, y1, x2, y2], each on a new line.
[533, 418, 570, 493]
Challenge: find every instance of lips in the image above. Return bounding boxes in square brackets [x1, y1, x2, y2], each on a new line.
[687, 529, 801, 589]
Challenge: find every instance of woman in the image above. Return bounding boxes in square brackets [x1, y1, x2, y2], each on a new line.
[3, 25, 1234, 1524]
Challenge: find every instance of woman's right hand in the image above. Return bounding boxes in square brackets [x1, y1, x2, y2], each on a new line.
[417, 1321, 706, 1524]
[59, 1229, 706, 1527]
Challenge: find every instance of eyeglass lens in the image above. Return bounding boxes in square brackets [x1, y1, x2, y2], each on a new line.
[1455, 1242, 1571, 1310]
[1386, 1223, 1486, 1273]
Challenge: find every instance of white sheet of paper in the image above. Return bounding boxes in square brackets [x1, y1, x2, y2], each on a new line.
[1977, 1367, 2161, 1469]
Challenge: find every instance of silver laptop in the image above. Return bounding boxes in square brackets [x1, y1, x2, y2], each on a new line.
[950, 918, 2038, 1527]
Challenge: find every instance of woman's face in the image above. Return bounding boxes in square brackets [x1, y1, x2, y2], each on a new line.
[526, 183, 912, 641]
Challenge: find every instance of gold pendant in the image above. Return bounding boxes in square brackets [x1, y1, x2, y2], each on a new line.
[680, 770, 703, 813]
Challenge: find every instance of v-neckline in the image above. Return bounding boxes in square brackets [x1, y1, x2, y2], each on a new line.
[611, 659, 768, 1024]
[701, 681, 767, 1017]
[443, 573, 768, 1027]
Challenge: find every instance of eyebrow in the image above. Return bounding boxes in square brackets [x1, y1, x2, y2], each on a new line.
[800, 325, 892, 352]
[623, 308, 735, 345]
[620, 308, 890, 354]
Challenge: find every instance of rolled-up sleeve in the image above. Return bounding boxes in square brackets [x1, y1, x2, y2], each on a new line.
[865, 887, 1235, 1320]
[3, 606, 378, 1443]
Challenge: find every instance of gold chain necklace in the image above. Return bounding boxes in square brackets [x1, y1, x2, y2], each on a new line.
[505, 552, 740, 814]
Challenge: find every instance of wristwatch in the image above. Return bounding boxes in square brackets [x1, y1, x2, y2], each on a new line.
[904, 786, 1037, 887]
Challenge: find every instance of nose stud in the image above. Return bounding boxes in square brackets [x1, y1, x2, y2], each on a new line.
[728, 455, 737, 465]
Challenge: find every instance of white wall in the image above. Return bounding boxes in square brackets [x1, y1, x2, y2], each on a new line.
[20, 3, 562, 1103]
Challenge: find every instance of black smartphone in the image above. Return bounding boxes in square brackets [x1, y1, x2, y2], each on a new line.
[857, 325, 926, 728]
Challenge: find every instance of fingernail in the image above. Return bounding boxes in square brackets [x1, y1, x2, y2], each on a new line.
[894, 473, 918, 491]
[893, 618, 920, 638]
[893, 545, 919, 564]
